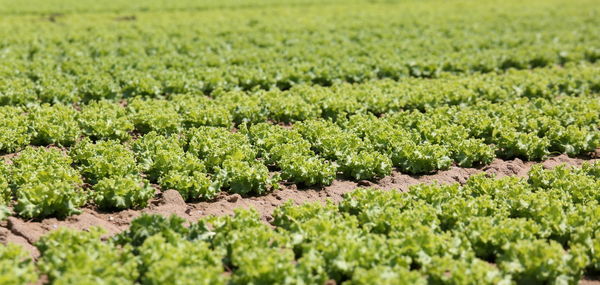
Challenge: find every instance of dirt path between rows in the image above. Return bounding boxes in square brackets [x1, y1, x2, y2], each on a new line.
[1, 154, 598, 258]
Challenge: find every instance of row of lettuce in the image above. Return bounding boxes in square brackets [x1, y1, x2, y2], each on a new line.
[3, 163, 600, 284]
[0, 99, 598, 218]
[0, 0, 598, 105]
[2, 57, 598, 108]
[0, 63, 598, 151]
[0, 75, 598, 219]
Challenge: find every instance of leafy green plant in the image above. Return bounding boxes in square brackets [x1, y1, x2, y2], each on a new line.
[79, 100, 134, 141]
[217, 92, 269, 125]
[494, 129, 550, 160]
[120, 71, 163, 98]
[546, 125, 599, 156]
[127, 98, 180, 134]
[113, 214, 189, 247]
[279, 155, 337, 186]
[295, 119, 366, 161]
[0, 106, 30, 153]
[205, 209, 299, 284]
[217, 159, 278, 196]
[28, 104, 81, 146]
[11, 147, 85, 219]
[498, 240, 586, 284]
[449, 139, 496, 168]
[0, 162, 11, 207]
[70, 139, 138, 183]
[186, 127, 256, 170]
[133, 132, 222, 200]
[77, 73, 121, 102]
[392, 142, 453, 174]
[244, 123, 312, 164]
[132, 132, 192, 182]
[138, 235, 227, 285]
[262, 90, 320, 123]
[422, 256, 508, 285]
[0, 244, 37, 284]
[457, 217, 544, 261]
[580, 162, 600, 179]
[338, 150, 392, 180]
[158, 170, 218, 201]
[92, 176, 154, 210]
[36, 227, 138, 284]
[295, 120, 395, 179]
[172, 94, 233, 128]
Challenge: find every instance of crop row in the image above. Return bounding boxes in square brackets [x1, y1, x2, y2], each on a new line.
[0, 0, 598, 105]
[0, 63, 598, 149]
[3, 162, 600, 284]
[0, 88, 598, 218]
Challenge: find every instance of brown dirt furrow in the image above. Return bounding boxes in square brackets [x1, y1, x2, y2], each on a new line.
[0, 223, 40, 258]
[2, 154, 598, 257]
[580, 277, 600, 285]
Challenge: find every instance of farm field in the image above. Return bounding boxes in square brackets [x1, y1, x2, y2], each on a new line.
[0, 0, 599, 283]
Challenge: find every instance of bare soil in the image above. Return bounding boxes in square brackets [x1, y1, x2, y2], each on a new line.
[0, 154, 597, 259]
